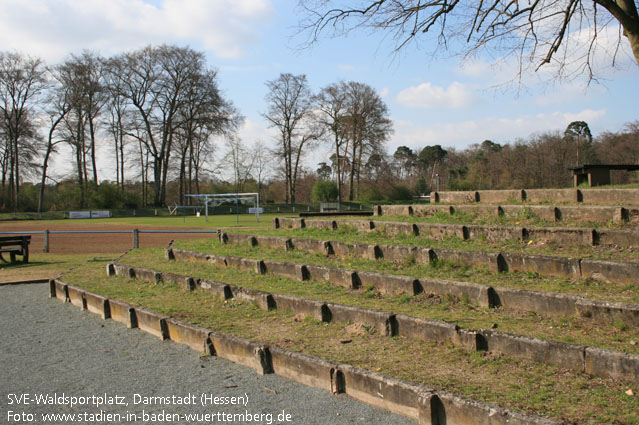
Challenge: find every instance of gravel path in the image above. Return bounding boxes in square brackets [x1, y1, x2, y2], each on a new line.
[0, 283, 413, 425]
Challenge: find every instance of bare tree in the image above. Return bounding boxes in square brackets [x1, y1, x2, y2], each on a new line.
[0, 51, 47, 210]
[38, 69, 73, 213]
[342, 81, 392, 200]
[224, 137, 255, 194]
[315, 82, 348, 200]
[264, 73, 321, 204]
[299, 1, 639, 81]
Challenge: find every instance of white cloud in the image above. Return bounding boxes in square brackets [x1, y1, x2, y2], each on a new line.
[389, 109, 607, 151]
[396, 82, 477, 109]
[0, 0, 273, 61]
[378, 88, 390, 98]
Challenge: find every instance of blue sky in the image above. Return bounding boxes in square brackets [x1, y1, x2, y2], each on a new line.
[1, 0, 638, 179]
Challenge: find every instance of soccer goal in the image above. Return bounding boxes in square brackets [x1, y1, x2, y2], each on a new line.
[183, 193, 261, 223]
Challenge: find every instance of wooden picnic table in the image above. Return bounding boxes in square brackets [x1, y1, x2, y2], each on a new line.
[0, 235, 30, 263]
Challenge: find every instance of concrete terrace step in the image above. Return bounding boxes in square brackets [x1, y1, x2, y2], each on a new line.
[105, 264, 639, 383]
[431, 188, 639, 205]
[374, 203, 639, 224]
[49, 277, 564, 425]
[275, 217, 639, 248]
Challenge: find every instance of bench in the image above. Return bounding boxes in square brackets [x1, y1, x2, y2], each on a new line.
[0, 235, 31, 263]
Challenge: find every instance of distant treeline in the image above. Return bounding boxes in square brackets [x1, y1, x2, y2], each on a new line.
[1, 46, 638, 213]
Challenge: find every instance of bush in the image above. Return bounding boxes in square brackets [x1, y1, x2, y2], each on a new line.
[389, 184, 413, 201]
[311, 180, 339, 202]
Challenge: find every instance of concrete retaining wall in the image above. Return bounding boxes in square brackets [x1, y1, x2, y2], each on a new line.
[134, 307, 168, 340]
[477, 190, 525, 204]
[432, 188, 639, 205]
[108, 298, 137, 328]
[272, 218, 639, 247]
[376, 204, 639, 224]
[170, 243, 639, 326]
[111, 264, 639, 382]
[49, 278, 615, 422]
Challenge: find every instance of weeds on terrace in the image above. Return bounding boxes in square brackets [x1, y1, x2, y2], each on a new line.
[62, 256, 639, 424]
[158, 245, 639, 353]
[251, 223, 639, 264]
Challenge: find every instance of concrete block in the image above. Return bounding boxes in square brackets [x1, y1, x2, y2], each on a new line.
[350, 220, 374, 232]
[225, 256, 263, 274]
[108, 298, 137, 328]
[394, 315, 459, 345]
[66, 284, 86, 310]
[223, 232, 254, 246]
[48, 279, 56, 298]
[500, 205, 558, 222]
[357, 271, 419, 295]
[380, 205, 414, 216]
[305, 219, 337, 230]
[206, 253, 227, 267]
[580, 188, 639, 205]
[581, 259, 639, 284]
[477, 189, 524, 204]
[106, 263, 116, 276]
[433, 249, 500, 273]
[325, 303, 393, 336]
[132, 267, 162, 283]
[273, 217, 280, 228]
[54, 279, 68, 302]
[113, 263, 134, 278]
[414, 223, 464, 239]
[134, 307, 169, 340]
[464, 225, 525, 242]
[524, 188, 579, 204]
[269, 346, 339, 393]
[419, 278, 493, 308]
[173, 248, 208, 262]
[376, 245, 421, 263]
[255, 235, 290, 250]
[197, 279, 232, 299]
[290, 237, 330, 255]
[454, 204, 500, 218]
[558, 206, 618, 223]
[585, 347, 639, 381]
[525, 227, 593, 246]
[576, 298, 639, 327]
[339, 365, 422, 419]
[161, 272, 195, 291]
[84, 291, 110, 320]
[228, 285, 274, 310]
[595, 229, 639, 247]
[378, 221, 416, 237]
[456, 329, 484, 351]
[305, 264, 358, 288]
[436, 392, 562, 425]
[433, 191, 478, 204]
[270, 293, 327, 321]
[278, 217, 303, 229]
[208, 332, 272, 375]
[165, 319, 211, 353]
[412, 204, 453, 217]
[499, 252, 581, 278]
[480, 330, 585, 372]
[262, 260, 306, 281]
[493, 287, 579, 317]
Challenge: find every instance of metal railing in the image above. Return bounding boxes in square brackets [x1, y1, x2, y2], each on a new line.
[0, 229, 218, 252]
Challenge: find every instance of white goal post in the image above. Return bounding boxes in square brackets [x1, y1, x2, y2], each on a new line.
[183, 193, 261, 222]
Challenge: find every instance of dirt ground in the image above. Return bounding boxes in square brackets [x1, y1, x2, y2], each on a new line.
[0, 221, 216, 254]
